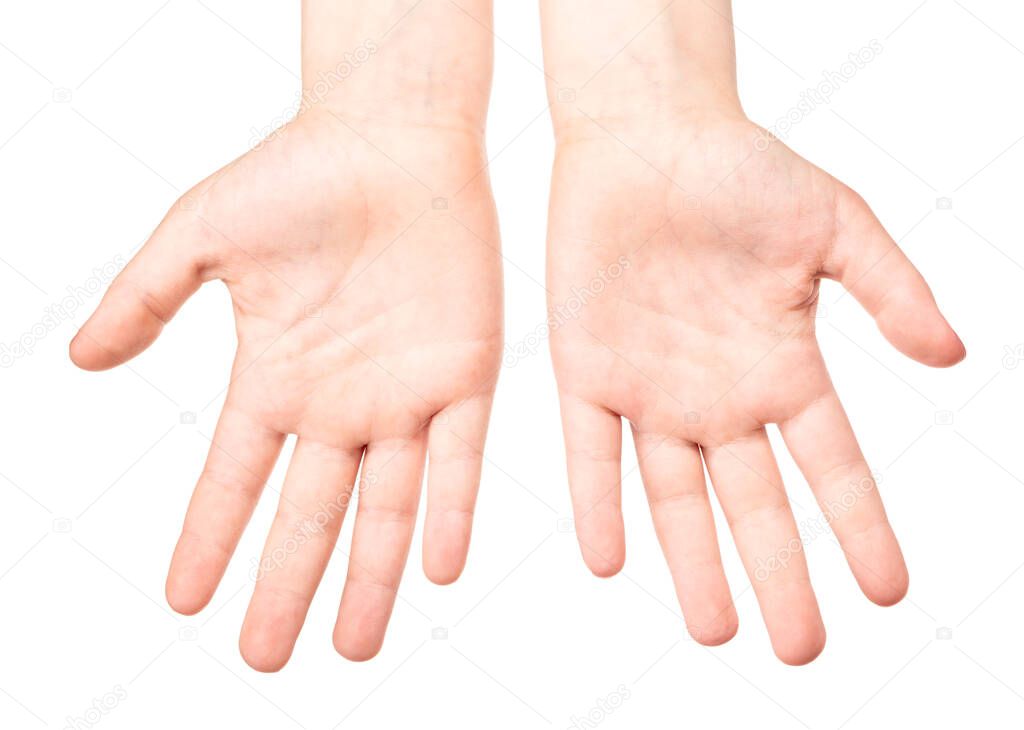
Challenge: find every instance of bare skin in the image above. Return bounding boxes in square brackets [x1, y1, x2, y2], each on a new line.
[542, 0, 965, 664]
[69, 0, 964, 672]
[71, 1, 501, 671]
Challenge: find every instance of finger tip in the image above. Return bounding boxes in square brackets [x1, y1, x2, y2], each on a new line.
[844, 529, 909, 606]
[690, 616, 738, 647]
[165, 573, 212, 616]
[333, 634, 382, 663]
[865, 569, 909, 608]
[900, 318, 966, 368]
[769, 609, 827, 666]
[945, 335, 967, 367]
[422, 529, 471, 585]
[424, 562, 464, 586]
[583, 549, 624, 579]
[869, 590, 907, 608]
[69, 307, 160, 370]
[878, 298, 966, 368]
[166, 590, 207, 617]
[68, 334, 86, 368]
[925, 331, 966, 368]
[68, 331, 108, 372]
[246, 659, 287, 674]
[239, 639, 290, 673]
[775, 628, 826, 666]
[578, 527, 625, 578]
[239, 628, 292, 673]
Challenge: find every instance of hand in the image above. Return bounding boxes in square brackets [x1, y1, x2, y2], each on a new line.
[70, 108, 503, 670]
[541, 0, 964, 665]
[546, 111, 963, 664]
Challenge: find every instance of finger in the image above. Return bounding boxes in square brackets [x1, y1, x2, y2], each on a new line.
[559, 394, 624, 577]
[828, 187, 965, 367]
[166, 403, 284, 615]
[780, 389, 907, 607]
[334, 432, 427, 661]
[70, 202, 210, 371]
[634, 430, 737, 646]
[703, 432, 825, 665]
[239, 439, 363, 672]
[423, 395, 493, 585]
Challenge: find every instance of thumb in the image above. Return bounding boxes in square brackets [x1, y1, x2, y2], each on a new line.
[826, 187, 965, 368]
[70, 200, 209, 371]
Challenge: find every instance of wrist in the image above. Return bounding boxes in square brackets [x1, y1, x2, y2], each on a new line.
[541, 0, 744, 144]
[301, 0, 493, 136]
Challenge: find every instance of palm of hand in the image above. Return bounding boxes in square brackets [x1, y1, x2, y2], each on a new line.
[72, 112, 502, 669]
[203, 117, 501, 444]
[548, 118, 963, 663]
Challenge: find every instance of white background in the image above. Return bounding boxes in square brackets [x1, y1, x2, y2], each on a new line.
[2, 1, 1023, 728]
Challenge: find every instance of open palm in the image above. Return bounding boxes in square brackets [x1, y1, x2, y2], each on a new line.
[71, 111, 503, 670]
[548, 117, 963, 664]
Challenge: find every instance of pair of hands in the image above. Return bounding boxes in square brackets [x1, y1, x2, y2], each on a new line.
[71, 3, 963, 671]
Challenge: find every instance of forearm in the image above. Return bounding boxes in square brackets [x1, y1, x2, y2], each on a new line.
[540, 0, 743, 140]
[302, 0, 494, 135]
